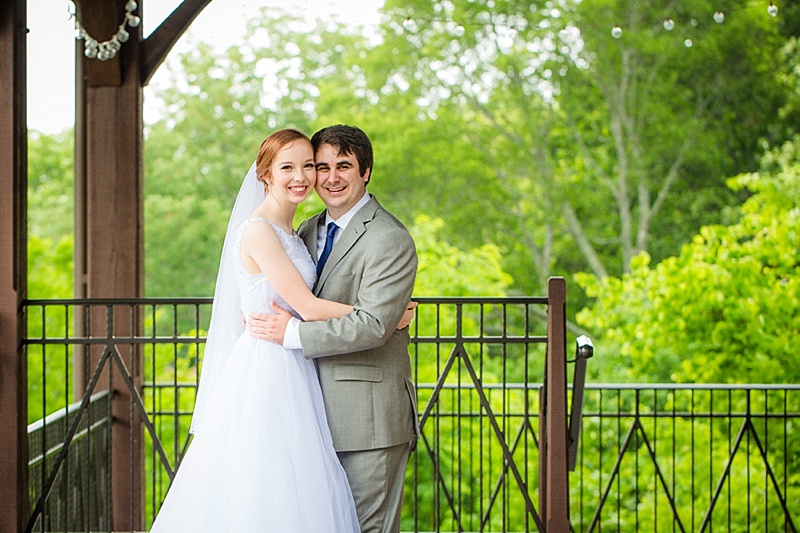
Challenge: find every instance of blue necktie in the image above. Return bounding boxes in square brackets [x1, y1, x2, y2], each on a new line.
[316, 222, 339, 277]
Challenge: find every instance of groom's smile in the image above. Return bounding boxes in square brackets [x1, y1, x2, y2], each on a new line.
[314, 143, 370, 219]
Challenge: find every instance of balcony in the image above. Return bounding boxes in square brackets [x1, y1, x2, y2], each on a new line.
[23, 290, 800, 532]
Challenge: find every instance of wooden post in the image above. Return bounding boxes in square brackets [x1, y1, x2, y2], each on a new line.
[73, 0, 144, 529]
[540, 277, 570, 531]
[0, 0, 30, 531]
[68, 1, 210, 527]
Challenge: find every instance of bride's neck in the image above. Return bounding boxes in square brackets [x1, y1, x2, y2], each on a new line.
[253, 195, 296, 234]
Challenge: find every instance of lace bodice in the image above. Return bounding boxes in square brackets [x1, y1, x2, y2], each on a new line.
[232, 218, 316, 317]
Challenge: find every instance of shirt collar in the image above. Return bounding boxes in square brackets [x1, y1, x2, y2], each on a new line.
[324, 192, 371, 231]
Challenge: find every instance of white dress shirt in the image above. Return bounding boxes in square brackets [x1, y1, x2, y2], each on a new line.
[283, 192, 371, 349]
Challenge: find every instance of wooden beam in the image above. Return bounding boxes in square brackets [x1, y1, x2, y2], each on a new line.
[0, 0, 30, 531]
[72, 1, 210, 526]
[142, 0, 212, 85]
[74, 1, 143, 296]
[73, 0, 124, 86]
[75, 1, 144, 528]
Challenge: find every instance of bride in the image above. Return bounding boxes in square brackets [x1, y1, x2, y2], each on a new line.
[150, 129, 361, 532]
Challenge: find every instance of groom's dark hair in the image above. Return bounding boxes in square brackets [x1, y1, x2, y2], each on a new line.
[311, 125, 373, 184]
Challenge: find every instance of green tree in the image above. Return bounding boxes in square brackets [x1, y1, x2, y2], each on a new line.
[775, 36, 800, 140]
[142, 2, 796, 314]
[27, 130, 76, 420]
[576, 138, 800, 383]
[143, 9, 543, 300]
[28, 129, 74, 258]
[411, 214, 513, 297]
[27, 235, 74, 422]
[144, 24, 319, 297]
[375, 0, 790, 294]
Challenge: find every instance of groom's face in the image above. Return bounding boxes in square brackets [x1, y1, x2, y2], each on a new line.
[314, 143, 370, 220]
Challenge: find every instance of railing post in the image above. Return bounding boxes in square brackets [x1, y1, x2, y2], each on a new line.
[568, 336, 593, 471]
[540, 277, 569, 531]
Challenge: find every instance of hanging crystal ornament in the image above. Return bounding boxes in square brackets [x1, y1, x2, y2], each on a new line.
[611, 25, 622, 39]
[713, 11, 725, 23]
[663, 19, 675, 31]
[767, 3, 779, 17]
[71, 0, 140, 61]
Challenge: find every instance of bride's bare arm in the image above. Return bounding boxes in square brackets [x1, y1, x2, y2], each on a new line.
[240, 220, 352, 322]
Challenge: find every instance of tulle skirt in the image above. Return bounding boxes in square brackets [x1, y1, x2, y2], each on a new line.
[150, 334, 359, 532]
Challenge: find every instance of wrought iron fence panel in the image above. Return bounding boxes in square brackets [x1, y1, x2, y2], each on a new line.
[27, 390, 111, 532]
[570, 384, 800, 533]
[407, 297, 549, 532]
[23, 298, 212, 533]
[22, 298, 800, 532]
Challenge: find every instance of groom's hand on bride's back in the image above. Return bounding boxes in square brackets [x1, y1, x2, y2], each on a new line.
[248, 302, 292, 345]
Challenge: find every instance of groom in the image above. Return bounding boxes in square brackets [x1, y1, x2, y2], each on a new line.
[249, 124, 418, 533]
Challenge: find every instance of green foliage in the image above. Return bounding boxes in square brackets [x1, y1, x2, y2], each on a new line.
[409, 213, 525, 381]
[411, 215, 513, 297]
[145, 194, 228, 297]
[28, 235, 73, 299]
[143, 15, 320, 296]
[375, 0, 790, 299]
[576, 139, 800, 383]
[28, 130, 74, 242]
[775, 37, 800, 138]
[137, 1, 796, 315]
[27, 130, 76, 422]
[27, 235, 74, 422]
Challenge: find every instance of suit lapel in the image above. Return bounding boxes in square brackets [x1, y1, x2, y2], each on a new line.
[315, 197, 380, 289]
[300, 212, 324, 260]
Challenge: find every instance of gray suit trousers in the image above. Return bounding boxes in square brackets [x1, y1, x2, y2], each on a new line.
[337, 442, 411, 533]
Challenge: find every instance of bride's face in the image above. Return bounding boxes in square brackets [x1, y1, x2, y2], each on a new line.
[268, 140, 316, 205]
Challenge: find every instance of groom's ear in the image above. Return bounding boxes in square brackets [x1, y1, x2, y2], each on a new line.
[362, 167, 371, 185]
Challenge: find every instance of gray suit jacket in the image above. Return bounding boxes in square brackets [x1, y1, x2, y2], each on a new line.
[298, 195, 418, 452]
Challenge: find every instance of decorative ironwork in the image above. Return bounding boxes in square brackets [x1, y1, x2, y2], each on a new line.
[571, 385, 800, 532]
[27, 390, 111, 532]
[23, 298, 800, 532]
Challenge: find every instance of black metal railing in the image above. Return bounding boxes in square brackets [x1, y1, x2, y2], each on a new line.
[22, 298, 800, 532]
[571, 384, 800, 532]
[27, 390, 112, 532]
[24, 298, 213, 533]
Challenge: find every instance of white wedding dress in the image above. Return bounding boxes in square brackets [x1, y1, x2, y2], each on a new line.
[150, 218, 359, 532]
